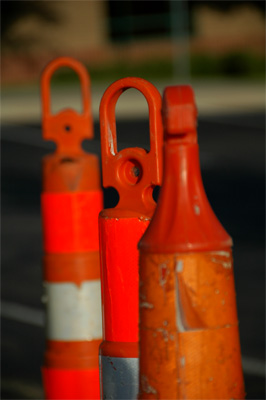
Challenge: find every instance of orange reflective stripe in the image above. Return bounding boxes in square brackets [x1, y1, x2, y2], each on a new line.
[42, 190, 102, 253]
[42, 367, 100, 400]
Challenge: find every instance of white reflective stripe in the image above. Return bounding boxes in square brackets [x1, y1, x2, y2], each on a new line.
[44, 280, 102, 340]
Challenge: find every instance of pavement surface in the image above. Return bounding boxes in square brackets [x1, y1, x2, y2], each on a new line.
[1, 79, 265, 399]
[1, 78, 265, 123]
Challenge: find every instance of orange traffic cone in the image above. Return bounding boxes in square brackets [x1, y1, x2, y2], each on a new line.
[138, 85, 245, 399]
[98, 77, 163, 399]
[41, 57, 103, 399]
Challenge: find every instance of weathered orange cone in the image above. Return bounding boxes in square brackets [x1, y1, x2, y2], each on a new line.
[138, 85, 245, 399]
[41, 57, 103, 399]
[98, 77, 163, 399]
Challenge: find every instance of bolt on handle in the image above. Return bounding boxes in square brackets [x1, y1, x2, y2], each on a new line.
[41, 57, 93, 154]
[100, 77, 163, 216]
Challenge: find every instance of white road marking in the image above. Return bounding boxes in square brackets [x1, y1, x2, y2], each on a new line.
[1, 300, 44, 327]
[1, 377, 44, 399]
[241, 356, 265, 378]
[1, 301, 265, 378]
[1, 130, 99, 151]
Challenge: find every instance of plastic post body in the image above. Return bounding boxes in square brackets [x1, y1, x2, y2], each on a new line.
[99, 77, 163, 399]
[138, 86, 245, 399]
[41, 57, 103, 400]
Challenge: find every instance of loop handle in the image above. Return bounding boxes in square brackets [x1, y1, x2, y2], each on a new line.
[100, 77, 163, 216]
[41, 57, 93, 154]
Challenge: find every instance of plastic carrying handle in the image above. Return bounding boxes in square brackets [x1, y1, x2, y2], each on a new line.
[41, 57, 93, 154]
[99, 77, 163, 216]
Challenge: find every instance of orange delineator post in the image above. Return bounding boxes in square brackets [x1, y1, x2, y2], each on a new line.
[40, 57, 103, 400]
[98, 77, 163, 399]
[138, 85, 245, 399]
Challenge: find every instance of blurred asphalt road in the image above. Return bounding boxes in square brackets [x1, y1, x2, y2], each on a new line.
[1, 80, 265, 399]
[1, 79, 265, 123]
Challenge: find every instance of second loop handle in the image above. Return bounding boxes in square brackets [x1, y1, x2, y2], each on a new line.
[41, 57, 93, 154]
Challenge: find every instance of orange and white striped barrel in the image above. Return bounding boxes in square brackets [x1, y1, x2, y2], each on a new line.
[99, 77, 163, 399]
[40, 57, 103, 399]
[138, 86, 245, 399]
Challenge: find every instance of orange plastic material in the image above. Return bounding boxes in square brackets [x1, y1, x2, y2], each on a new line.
[42, 191, 102, 253]
[140, 85, 232, 253]
[98, 78, 163, 398]
[100, 77, 163, 218]
[42, 368, 100, 400]
[40, 57, 102, 400]
[41, 56, 93, 155]
[138, 86, 245, 399]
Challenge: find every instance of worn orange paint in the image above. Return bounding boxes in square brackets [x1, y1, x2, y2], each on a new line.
[138, 86, 245, 399]
[139, 252, 244, 399]
[41, 57, 103, 400]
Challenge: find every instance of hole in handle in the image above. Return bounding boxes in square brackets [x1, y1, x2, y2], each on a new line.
[64, 125, 72, 133]
[115, 89, 150, 152]
[51, 67, 83, 115]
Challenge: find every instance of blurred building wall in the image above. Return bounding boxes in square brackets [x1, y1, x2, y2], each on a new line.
[192, 4, 265, 54]
[1, 1, 265, 84]
[2, 1, 109, 54]
[195, 4, 264, 38]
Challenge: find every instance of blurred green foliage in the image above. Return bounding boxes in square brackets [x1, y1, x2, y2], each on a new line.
[191, 52, 265, 78]
[51, 52, 265, 84]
